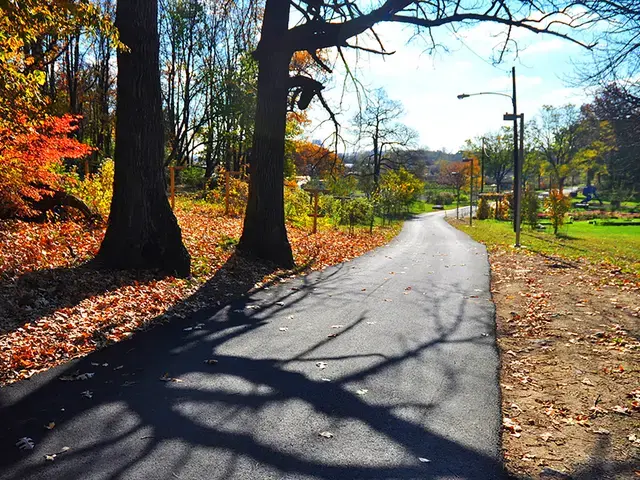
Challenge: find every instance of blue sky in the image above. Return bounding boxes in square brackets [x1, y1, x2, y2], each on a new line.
[307, 19, 598, 153]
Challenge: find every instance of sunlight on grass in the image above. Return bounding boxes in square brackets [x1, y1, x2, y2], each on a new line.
[453, 219, 640, 275]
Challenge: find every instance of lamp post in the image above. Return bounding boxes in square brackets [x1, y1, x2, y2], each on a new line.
[457, 66, 523, 247]
[463, 157, 474, 226]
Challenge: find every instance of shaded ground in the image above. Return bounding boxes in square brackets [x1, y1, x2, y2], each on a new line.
[1, 213, 504, 479]
[0, 200, 398, 385]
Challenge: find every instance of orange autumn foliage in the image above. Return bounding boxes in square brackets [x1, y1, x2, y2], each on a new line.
[0, 115, 93, 218]
[290, 140, 344, 178]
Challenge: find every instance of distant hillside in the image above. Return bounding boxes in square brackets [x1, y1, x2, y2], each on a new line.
[343, 149, 463, 178]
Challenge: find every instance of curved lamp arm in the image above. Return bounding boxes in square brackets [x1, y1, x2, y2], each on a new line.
[457, 92, 513, 101]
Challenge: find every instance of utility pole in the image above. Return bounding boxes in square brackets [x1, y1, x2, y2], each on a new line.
[503, 67, 522, 247]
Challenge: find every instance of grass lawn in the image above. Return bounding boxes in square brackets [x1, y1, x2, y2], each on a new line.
[454, 219, 640, 275]
[408, 199, 436, 214]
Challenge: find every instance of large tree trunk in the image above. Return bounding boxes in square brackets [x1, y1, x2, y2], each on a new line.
[96, 0, 190, 277]
[237, 0, 293, 268]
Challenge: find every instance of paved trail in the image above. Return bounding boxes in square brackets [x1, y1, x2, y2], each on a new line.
[0, 211, 504, 479]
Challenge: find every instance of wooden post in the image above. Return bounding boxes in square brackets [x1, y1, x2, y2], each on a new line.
[305, 188, 325, 234]
[225, 170, 230, 216]
[169, 166, 185, 210]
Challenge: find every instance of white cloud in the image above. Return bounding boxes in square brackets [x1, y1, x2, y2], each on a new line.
[487, 74, 543, 91]
[519, 38, 567, 56]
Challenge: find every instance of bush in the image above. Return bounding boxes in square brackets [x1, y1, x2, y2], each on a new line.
[477, 197, 490, 220]
[180, 166, 206, 190]
[343, 197, 373, 231]
[63, 159, 114, 220]
[0, 115, 93, 218]
[434, 191, 454, 205]
[545, 189, 571, 235]
[284, 185, 311, 226]
[495, 198, 511, 221]
[522, 188, 540, 229]
[205, 170, 248, 216]
[319, 194, 341, 226]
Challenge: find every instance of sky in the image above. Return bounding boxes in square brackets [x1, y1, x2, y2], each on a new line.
[306, 17, 600, 153]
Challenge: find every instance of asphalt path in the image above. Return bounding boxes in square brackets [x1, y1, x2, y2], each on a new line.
[0, 210, 505, 480]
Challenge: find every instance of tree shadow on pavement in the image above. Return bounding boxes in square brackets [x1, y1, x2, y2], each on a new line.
[3, 249, 629, 480]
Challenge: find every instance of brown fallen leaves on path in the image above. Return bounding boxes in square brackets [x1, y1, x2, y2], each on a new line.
[490, 247, 640, 479]
[0, 201, 399, 385]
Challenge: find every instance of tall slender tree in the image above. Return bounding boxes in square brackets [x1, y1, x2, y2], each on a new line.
[96, 0, 190, 276]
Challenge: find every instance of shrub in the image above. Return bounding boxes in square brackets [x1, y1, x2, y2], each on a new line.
[477, 197, 490, 220]
[205, 169, 248, 216]
[495, 198, 511, 221]
[181, 166, 206, 190]
[434, 191, 454, 205]
[343, 197, 373, 232]
[319, 194, 341, 226]
[0, 115, 93, 218]
[63, 159, 114, 220]
[522, 188, 540, 229]
[284, 185, 311, 226]
[545, 189, 571, 235]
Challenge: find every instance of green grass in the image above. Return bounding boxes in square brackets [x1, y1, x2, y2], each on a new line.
[453, 219, 640, 275]
[409, 200, 436, 214]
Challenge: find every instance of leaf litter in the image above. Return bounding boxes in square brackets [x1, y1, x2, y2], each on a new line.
[489, 248, 640, 478]
[0, 207, 399, 385]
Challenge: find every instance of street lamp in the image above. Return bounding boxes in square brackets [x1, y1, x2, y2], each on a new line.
[462, 157, 474, 226]
[457, 67, 523, 247]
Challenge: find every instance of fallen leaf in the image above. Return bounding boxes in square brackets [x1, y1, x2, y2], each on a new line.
[279, 327, 289, 332]
[81, 390, 93, 399]
[316, 362, 328, 369]
[503, 417, 522, 437]
[331, 325, 344, 329]
[418, 457, 430, 463]
[159, 373, 182, 383]
[581, 378, 594, 386]
[45, 454, 56, 461]
[15, 437, 35, 450]
[356, 389, 368, 396]
[44, 422, 55, 430]
[318, 431, 334, 438]
[612, 405, 630, 415]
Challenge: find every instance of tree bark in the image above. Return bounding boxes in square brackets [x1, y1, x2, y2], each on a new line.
[96, 0, 190, 277]
[237, 0, 293, 268]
